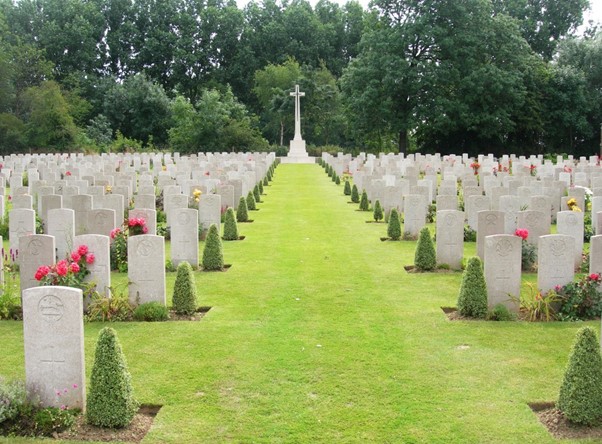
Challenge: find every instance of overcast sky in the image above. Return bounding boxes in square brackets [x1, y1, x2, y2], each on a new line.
[235, 0, 602, 29]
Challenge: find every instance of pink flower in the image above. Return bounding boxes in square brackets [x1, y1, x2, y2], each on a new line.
[555, 285, 562, 292]
[143, 226, 148, 233]
[77, 245, 88, 256]
[71, 251, 81, 262]
[34, 265, 50, 281]
[72, 384, 78, 389]
[69, 262, 80, 273]
[110, 228, 121, 239]
[56, 260, 68, 276]
[65, 171, 71, 176]
[86, 253, 95, 264]
[589, 273, 600, 281]
[514, 229, 529, 241]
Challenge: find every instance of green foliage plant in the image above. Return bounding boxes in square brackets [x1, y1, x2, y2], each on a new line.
[86, 284, 134, 322]
[555, 273, 602, 321]
[351, 184, 360, 203]
[557, 327, 602, 425]
[263, 176, 269, 187]
[223, 208, 240, 241]
[414, 227, 436, 271]
[335, 175, 341, 185]
[253, 184, 261, 203]
[246, 191, 256, 211]
[373, 200, 383, 222]
[487, 303, 515, 321]
[202, 224, 224, 271]
[387, 208, 402, 240]
[514, 282, 560, 322]
[0, 378, 27, 424]
[258, 180, 264, 195]
[133, 302, 169, 322]
[359, 190, 370, 211]
[463, 226, 477, 242]
[172, 261, 198, 315]
[237, 196, 249, 222]
[456, 257, 488, 318]
[344, 180, 351, 196]
[87, 327, 138, 428]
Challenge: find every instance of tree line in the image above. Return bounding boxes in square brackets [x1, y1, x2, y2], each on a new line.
[0, 0, 599, 156]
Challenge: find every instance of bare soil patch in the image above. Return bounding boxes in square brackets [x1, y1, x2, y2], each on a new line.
[529, 402, 602, 440]
[168, 306, 211, 321]
[56, 404, 161, 443]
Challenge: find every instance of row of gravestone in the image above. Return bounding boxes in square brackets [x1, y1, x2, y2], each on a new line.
[14, 232, 167, 306]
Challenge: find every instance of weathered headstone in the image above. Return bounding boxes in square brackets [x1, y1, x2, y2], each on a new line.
[171, 208, 199, 267]
[435, 210, 464, 269]
[9, 208, 35, 260]
[128, 208, 157, 235]
[70, 194, 93, 235]
[198, 194, 221, 233]
[87, 209, 116, 237]
[47, 208, 75, 261]
[537, 234, 575, 293]
[19, 234, 55, 293]
[516, 210, 549, 246]
[476, 210, 505, 260]
[556, 211, 584, 268]
[128, 235, 166, 305]
[403, 194, 427, 237]
[484, 235, 521, 312]
[22, 286, 86, 410]
[589, 235, 602, 275]
[74, 234, 111, 300]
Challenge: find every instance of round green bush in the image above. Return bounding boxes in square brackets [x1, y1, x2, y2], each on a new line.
[344, 180, 351, 196]
[373, 200, 384, 222]
[253, 184, 261, 203]
[223, 208, 239, 241]
[558, 327, 602, 425]
[351, 184, 360, 203]
[87, 327, 138, 428]
[359, 190, 370, 211]
[457, 257, 488, 318]
[236, 196, 249, 222]
[202, 224, 224, 271]
[246, 191, 256, 211]
[414, 227, 436, 271]
[387, 208, 402, 240]
[133, 302, 169, 322]
[172, 261, 198, 315]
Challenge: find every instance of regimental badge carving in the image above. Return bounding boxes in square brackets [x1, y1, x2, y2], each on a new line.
[496, 238, 513, 257]
[38, 295, 64, 322]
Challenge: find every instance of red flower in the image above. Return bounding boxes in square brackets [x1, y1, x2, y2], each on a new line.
[69, 262, 80, 273]
[65, 171, 71, 176]
[589, 273, 600, 281]
[143, 226, 148, 234]
[77, 245, 88, 256]
[71, 251, 81, 262]
[34, 265, 50, 281]
[515, 228, 529, 240]
[86, 253, 95, 264]
[110, 228, 121, 239]
[56, 260, 68, 276]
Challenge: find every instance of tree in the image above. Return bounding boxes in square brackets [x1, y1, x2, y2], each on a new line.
[172, 261, 197, 315]
[237, 196, 249, 222]
[23, 80, 77, 150]
[87, 327, 138, 428]
[491, 0, 589, 60]
[457, 257, 488, 318]
[557, 327, 602, 425]
[387, 208, 402, 240]
[373, 200, 383, 222]
[202, 224, 224, 271]
[103, 74, 172, 146]
[223, 207, 240, 241]
[414, 227, 436, 271]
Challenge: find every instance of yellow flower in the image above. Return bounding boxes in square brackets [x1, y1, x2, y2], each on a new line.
[193, 189, 202, 198]
[567, 198, 577, 206]
[162, 165, 167, 171]
[572, 206, 582, 212]
[105, 185, 112, 193]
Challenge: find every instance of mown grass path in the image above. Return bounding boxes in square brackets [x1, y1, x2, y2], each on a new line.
[0, 163, 594, 443]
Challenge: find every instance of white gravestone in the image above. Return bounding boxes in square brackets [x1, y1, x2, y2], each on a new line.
[537, 234, 575, 293]
[74, 234, 111, 300]
[128, 235, 166, 306]
[19, 234, 55, 294]
[484, 234, 521, 312]
[22, 286, 86, 411]
[171, 208, 199, 267]
[47, 208, 75, 261]
[435, 210, 464, 269]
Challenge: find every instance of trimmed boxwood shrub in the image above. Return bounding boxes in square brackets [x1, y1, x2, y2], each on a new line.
[457, 257, 488, 318]
[335, 175, 341, 185]
[359, 190, 370, 211]
[202, 224, 224, 271]
[236, 196, 249, 222]
[414, 227, 436, 271]
[223, 208, 239, 241]
[387, 208, 402, 240]
[87, 327, 138, 428]
[133, 302, 169, 321]
[263, 176, 268, 186]
[258, 180, 264, 195]
[351, 184, 360, 203]
[344, 180, 351, 196]
[172, 261, 197, 315]
[373, 200, 383, 222]
[558, 327, 602, 425]
[246, 191, 256, 211]
[253, 184, 261, 203]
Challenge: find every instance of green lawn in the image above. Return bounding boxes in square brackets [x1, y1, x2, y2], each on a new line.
[0, 163, 595, 443]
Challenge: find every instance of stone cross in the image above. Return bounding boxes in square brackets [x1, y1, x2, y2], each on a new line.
[290, 84, 305, 141]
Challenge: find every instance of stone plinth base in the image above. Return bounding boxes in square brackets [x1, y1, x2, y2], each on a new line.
[279, 156, 315, 164]
[289, 138, 308, 157]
